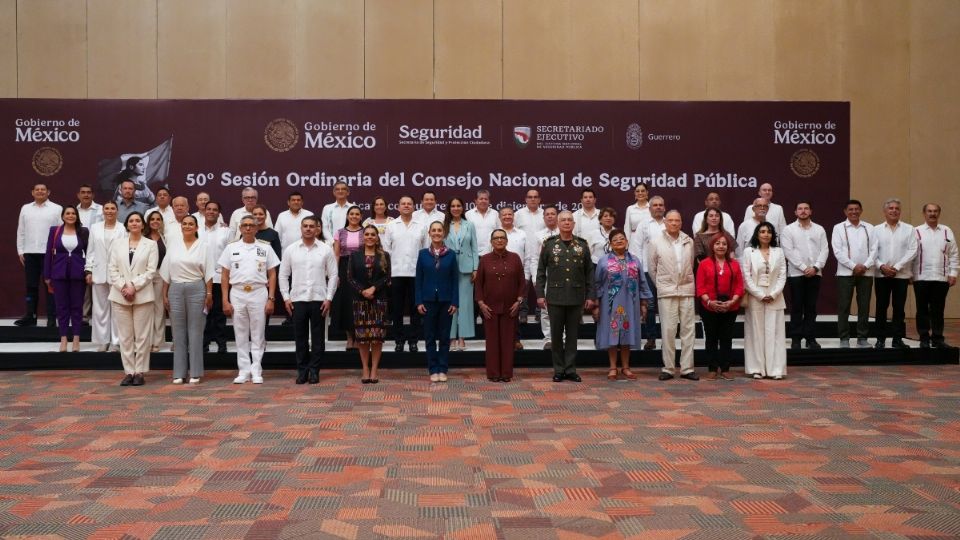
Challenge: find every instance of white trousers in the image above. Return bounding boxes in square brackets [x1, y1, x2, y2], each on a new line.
[151, 276, 166, 348]
[91, 283, 119, 346]
[113, 302, 153, 374]
[658, 296, 696, 374]
[744, 303, 787, 377]
[232, 287, 268, 379]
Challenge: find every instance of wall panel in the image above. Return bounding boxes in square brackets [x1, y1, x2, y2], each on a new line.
[226, 0, 297, 98]
[773, 0, 842, 100]
[157, 0, 225, 98]
[0, 0, 16, 97]
[503, 0, 569, 99]
[295, 0, 364, 98]
[365, 0, 433, 98]
[637, 0, 707, 100]
[17, 0, 87, 98]
[705, 0, 775, 99]
[87, 0, 157, 98]
[435, 0, 501, 99]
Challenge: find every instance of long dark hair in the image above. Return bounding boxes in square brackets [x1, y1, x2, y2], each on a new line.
[362, 224, 389, 274]
[699, 207, 725, 234]
[748, 221, 779, 249]
[181, 214, 200, 239]
[443, 197, 466, 237]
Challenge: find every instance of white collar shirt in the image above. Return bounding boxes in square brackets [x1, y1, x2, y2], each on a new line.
[321, 201, 354, 245]
[274, 209, 315, 250]
[528, 227, 559, 281]
[503, 228, 532, 279]
[573, 208, 601, 239]
[77, 202, 103, 227]
[780, 221, 829, 277]
[692, 209, 736, 237]
[736, 218, 762, 260]
[465, 208, 501, 255]
[17, 200, 63, 254]
[831, 220, 876, 276]
[278, 240, 339, 302]
[587, 226, 615, 264]
[412, 208, 445, 226]
[623, 204, 651, 234]
[200, 224, 230, 283]
[913, 223, 959, 281]
[670, 233, 685, 270]
[873, 221, 917, 279]
[217, 239, 280, 285]
[743, 202, 787, 234]
[630, 217, 665, 271]
[192, 211, 224, 227]
[160, 238, 215, 284]
[228, 206, 273, 239]
[146, 205, 177, 224]
[382, 218, 428, 277]
[514, 207, 546, 235]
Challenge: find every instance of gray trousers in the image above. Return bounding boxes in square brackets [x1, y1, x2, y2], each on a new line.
[547, 303, 582, 376]
[837, 275, 873, 340]
[169, 280, 206, 378]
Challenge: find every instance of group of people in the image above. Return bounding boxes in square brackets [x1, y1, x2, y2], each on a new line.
[15, 178, 958, 386]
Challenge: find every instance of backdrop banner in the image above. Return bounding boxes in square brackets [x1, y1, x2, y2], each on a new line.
[2, 99, 849, 316]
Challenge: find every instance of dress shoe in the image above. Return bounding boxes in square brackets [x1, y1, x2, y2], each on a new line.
[920, 340, 931, 349]
[514, 341, 524, 350]
[233, 375, 249, 384]
[773, 375, 784, 380]
[752, 373, 763, 379]
[281, 318, 293, 326]
[658, 372, 674, 381]
[552, 374, 564, 382]
[132, 374, 145, 386]
[396, 342, 405, 353]
[543, 342, 552, 350]
[362, 378, 372, 384]
[13, 316, 36, 327]
[840, 339, 850, 348]
[680, 372, 699, 381]
[621, 368, 637, 380]
[501, 378, 511, 383]
[308, 372, 320, 384]
[720, 372, 735, 381]
[791, 339, 802, 350]
[874, 340, 886, 349]
[408, 342, 419, 353]
[120, 374, 133, 386]
[933, 341, 957, 349]
[46, 318, 56, 328]
[437, 373, 448, 382]
[565, 373, 582, 383]
[643, 339, 656, 350]
[891, 339, 909, 349]
[217, 342, 227, 354]
[430, 373, 440, 382]
[806, 339, 822, 350]
[252, 377, 264, 384]
[857, 338, 871, 348]
[296, 373, 308, 384]
[369, 378, 379, 384]
[173, 378, 184, 384]
[189, 378, 200, 384]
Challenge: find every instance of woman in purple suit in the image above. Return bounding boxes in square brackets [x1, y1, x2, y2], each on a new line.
[43, 206, 89, 352]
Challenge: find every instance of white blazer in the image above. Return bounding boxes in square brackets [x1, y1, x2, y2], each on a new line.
[84, 221, 127, 284]
[108, 236, 158, 305]
[742, 246, 787, 310]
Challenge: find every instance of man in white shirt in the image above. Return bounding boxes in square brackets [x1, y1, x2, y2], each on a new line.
[741, 183, 787, 234]
[163, 196, 192, 241]
[412, 191, 445, 224]
[780, 201, 829, 350]
[382, 195, 429, 352]
[572, 188, 601, 239]
[872, 198, 917, 349]
[274, 191, 315, 251]
[219, 215, 280, 384]
[279, 216, 338, 385]
[191, 191, 224, 226]
[228, 187, 274, 239]
[691, 191, 736, 236]
[16, 183, 63, 327]
[320, 181, 354, 245]
[736, 198, 769, 259]
[500, 206, 532, 350]
[200, 201, 231, 353]
[831, 199, 877, 348]
[146, 187, 176, 224]
[630, 195, 666, 350]
[76, 184, 102, 227]
[465, 189, 501, 255]
[514, 189, 545, 235]
[912, 203, 959, 349]
[528, 205, 559, 349]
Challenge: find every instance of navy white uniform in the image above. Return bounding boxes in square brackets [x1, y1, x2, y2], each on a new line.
[218, 239, 280, 383]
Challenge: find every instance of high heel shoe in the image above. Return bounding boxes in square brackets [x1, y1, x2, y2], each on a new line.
[58, 340, 68, 353]
[71, 339, 81, 352]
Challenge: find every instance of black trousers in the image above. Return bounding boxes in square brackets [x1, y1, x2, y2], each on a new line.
[641, 272, 660, 339]
[874, 277, 908, 341]
[203, 284, 227, 346]
[914, 280, 949, 344]
[293, 301, 326, 376]
[787, 275, 821, 341]
[23, 253, 55, 320]
[701, 309, 736, 373]
[390, 277, 421, 344]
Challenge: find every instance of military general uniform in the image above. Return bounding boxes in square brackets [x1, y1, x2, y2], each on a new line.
[535, 235, 595, 379]
[218, 238, 280, 383]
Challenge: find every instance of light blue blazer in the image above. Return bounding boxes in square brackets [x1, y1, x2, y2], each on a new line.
[444, 219, 479, 274]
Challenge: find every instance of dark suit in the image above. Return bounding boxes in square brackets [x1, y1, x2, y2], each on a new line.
[43, 226, 89, 337]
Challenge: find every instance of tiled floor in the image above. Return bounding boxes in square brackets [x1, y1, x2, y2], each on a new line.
[0, 366, 958, 539]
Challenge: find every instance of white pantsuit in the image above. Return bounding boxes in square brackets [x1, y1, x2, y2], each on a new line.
[91, 283, 119, 347]
[113, 303, 154, 374]
[742, 246, 788, 377]
[108, 237, 158, 375]
[85, 222, 125, 347]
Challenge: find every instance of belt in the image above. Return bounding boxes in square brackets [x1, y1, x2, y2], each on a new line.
[236, 283, 265, 292]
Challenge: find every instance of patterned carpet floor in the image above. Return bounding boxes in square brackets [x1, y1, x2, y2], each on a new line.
[1, 366, 958, 539]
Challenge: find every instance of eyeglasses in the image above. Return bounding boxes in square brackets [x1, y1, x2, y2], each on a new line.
[241, 224, 256, 228]
[491, 236, 507, 241]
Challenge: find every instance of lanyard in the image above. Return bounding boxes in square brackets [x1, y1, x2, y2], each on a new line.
[843, 222, 869, 261]
[916, 226, 949, 278]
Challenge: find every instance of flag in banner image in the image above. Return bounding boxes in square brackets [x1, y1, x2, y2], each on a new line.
[96, 137, 174, 205]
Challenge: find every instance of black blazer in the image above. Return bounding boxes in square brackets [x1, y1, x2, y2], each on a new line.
[347, 250, 391, 300]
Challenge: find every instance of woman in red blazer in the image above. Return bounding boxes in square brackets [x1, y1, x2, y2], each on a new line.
[43, 206, 89, 352]
[696, 232, 744, 380]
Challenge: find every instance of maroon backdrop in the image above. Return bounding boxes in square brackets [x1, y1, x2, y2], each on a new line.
[2, 99, 849, 316]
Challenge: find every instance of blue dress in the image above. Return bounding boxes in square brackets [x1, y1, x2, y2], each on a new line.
[444, 221, 478, 339]
[594, 252, 653, 349]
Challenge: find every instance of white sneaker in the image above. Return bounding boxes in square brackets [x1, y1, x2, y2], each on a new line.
[437, 373, 448, 382]
[233, 375, 249, 384]
[430, 373, 439, 382]
[172, 378, 184, 384]
[252, 376, 264, 384]
[188, 378, 200, 384]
